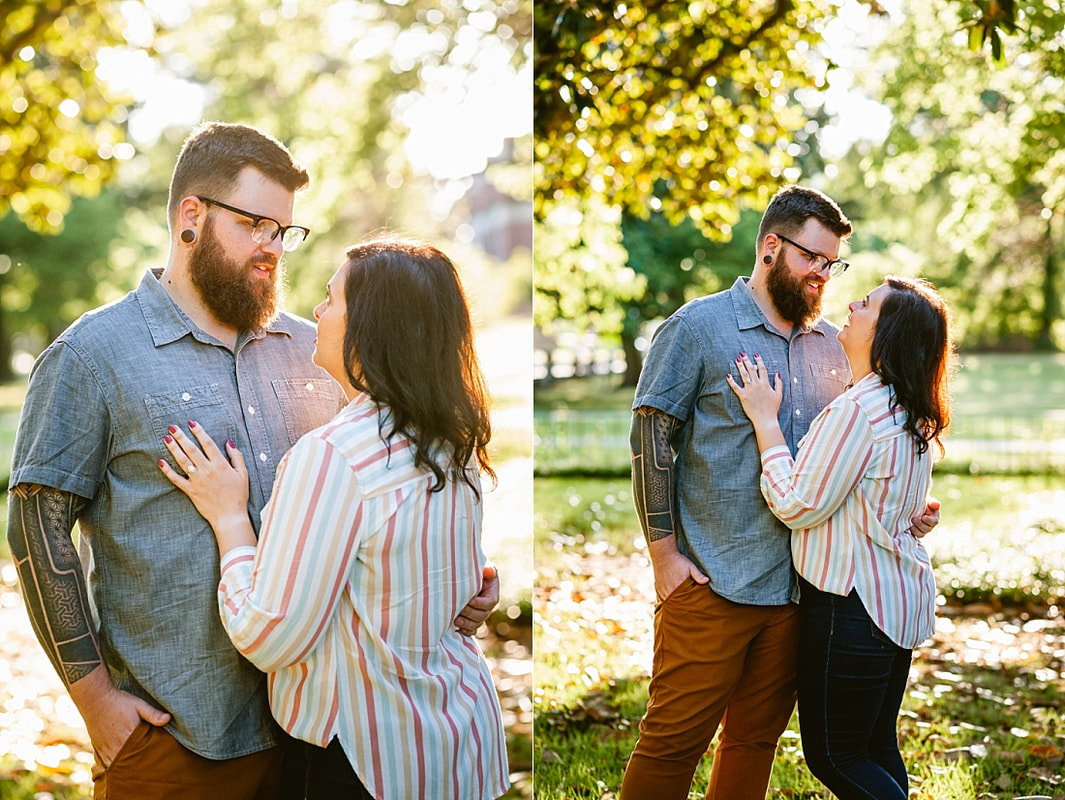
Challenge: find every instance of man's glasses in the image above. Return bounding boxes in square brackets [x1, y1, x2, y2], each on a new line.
[776, 234, 849, 277]
[197, 196, 310, 252]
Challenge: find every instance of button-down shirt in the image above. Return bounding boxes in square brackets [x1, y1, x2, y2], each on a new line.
[218, 393, 509, 800]
[760, 373, 937, 649]
[633, 277, 851, 605]
[10, 268, 347, 758]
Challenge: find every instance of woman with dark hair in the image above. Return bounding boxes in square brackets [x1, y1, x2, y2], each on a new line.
[727, 276, 954, 800]
[158, 237, 509, 799]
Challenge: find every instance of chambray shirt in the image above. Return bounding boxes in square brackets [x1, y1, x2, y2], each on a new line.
[633, 277, 850, 605]
[218, 393, 510, 799]
[10, 268, 347, 759]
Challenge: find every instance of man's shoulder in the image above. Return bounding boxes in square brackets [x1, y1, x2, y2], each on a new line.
[662, 286, 735, 332]
[812, 316, 843, 336]
[679, 284, 735, 315]
[51, 291, 142, 351]
[272, 311, 316, 340]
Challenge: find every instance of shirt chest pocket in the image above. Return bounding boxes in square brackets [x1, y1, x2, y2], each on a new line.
[808, 362, 849, 410]
[723, 357, 784, 420]
[144, 384, 241, 466]
[272, 378, 343, 447]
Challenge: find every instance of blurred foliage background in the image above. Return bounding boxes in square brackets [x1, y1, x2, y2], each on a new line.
[1, 0, 532, 376]
[533, 0, 1065, 381]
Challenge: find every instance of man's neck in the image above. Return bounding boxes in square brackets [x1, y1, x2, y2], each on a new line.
[157, 264, 239, 350]
[747, 276, 795, 338]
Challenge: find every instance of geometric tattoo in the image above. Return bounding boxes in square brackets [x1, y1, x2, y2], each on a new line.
[630, 407, 681, 544]
[6, 484, 100, 686]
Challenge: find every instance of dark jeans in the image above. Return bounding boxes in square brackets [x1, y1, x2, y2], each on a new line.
[796, 580, 912, 800]
[277, 735, 373, 800]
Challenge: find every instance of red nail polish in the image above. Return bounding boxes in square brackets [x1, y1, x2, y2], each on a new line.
[157, 459, 166, 468]
[168, 425, 177, 434]
[188, 420, 197, 428]
[164, 434, 173, 444]
[227, 439, 235, 449]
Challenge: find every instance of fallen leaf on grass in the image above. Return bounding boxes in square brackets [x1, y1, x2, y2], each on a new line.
[539, 749, 562, 764]
[1029, 744, 1063, 762]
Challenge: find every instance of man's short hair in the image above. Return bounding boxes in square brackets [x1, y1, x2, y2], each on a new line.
[757, 185, 852, 244]
[167, 122, 309, 230]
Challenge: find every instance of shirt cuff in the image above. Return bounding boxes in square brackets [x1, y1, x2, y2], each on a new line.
[760, 444, 792, 468]
[220, 545, 257, 575]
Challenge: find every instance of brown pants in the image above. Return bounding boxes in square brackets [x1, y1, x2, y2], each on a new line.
[92, 720, 282, 800]
[620, 579, 802, 800]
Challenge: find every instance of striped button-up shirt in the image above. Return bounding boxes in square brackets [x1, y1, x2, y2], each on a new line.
[217, 393, 509, 799]
[759, 374, 937, 649]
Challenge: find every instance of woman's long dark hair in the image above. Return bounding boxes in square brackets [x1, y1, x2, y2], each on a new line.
[870, 276, 955, 457]
[340, 237, 495, 495]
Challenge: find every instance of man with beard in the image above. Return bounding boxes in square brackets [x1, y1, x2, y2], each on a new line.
[619, 185, 940, 800]
[7, 122, 498, 800]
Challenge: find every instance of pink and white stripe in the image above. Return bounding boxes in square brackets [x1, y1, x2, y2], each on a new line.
[759, 373, 937, 650]
[217, 393, 509, 799]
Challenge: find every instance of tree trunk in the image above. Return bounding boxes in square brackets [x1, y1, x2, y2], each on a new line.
[1036, 215, 1061, 352]
[0, 280, 13, 382]
[621, 328, 642, 387]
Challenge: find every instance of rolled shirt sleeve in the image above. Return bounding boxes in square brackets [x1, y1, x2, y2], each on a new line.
[218, 436, 363, 673]
[759, 398, 874, 531]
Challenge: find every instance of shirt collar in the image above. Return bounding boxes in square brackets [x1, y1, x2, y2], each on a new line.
[138, 267, 297, 348]
[731, 276, 831, 338]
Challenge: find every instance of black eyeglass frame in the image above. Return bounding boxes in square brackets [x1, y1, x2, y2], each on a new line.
[196, 196, 311, 252]
[775, 233, 849, 277]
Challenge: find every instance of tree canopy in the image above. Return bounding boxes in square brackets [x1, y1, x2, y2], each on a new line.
[849, 0, 1065, 349]
[0, 0, 532, 379]
[534, 0, 831, 237]
[0, 0, 137, 232]
[533, 0, 1063, 352]
[534, 0, 1041, 233]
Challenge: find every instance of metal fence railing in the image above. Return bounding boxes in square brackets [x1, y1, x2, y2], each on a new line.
[534, 410, 1065, 476]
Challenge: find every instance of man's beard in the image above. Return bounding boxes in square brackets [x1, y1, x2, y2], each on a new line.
[188, 219, 284, 331]
[767, 258, 823, 329]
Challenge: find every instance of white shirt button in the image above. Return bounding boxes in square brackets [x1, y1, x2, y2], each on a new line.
[181, 392, 191, 402]
[792, 377, 798, 384]
[248, 406, 255, 415]
[259, 453, 268, 462]
[795, 409, 802, 416]
[305, 382, 315, 391]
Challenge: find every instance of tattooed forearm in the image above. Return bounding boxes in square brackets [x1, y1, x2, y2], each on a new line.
[630, 407, 680, 544]
[6, 484, 100, 686]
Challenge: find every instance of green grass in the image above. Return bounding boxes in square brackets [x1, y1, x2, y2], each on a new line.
[534, 353, 1065, 475]
[534, 353, 1065, 417]
[534, 474, 1065, 799]
[950, 352, 1065, 416]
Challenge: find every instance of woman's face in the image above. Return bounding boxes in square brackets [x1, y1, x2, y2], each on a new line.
[838, 282, 892, 367]
[312, 263, 351, 391]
